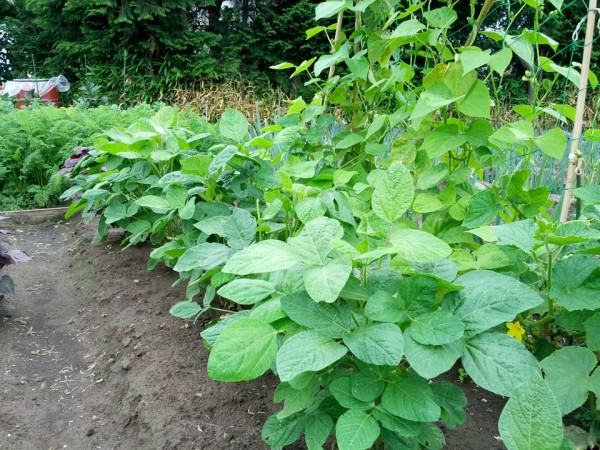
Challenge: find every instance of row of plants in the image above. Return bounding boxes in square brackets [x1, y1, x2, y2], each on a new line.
[61, 1, 600, 449]
[0, 101, 214, 211]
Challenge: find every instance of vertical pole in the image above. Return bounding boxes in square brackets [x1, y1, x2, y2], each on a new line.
[560, 1, 597, 223]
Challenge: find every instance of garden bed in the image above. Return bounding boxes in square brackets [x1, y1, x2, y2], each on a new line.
[0, 211, 506, 449]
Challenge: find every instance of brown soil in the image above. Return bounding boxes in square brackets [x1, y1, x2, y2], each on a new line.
[0, 212, 507, 450]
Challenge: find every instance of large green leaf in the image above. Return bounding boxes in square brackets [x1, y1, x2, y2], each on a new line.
[303, 255, 353, 303]
[585, 312, 600, 351]
[389, 229, 452, 263]
[262, 413, 306, 448]
[534, 127, 566, 159]
[471, 220, 539, 252]
[403, 328, 463, 380]
[372, 406, 421, 437]
[409, 311, 464, 345]
[174, 242, 231, 272]
[275, 378, 320, 419]
[343, 323, 404, 366]
[453, 270, 543, 336]
[218, 279, 275, 305]
[207, 318, 278, 381]
[420, 125, 466, 158]
[461, 332, 540, 397]
[430, 382, 467, 429]
[289, 217, 344, 264]
[550, 254, 600, 311]
[540, 346, 597, 415]
[135, 195, 173, 213]
[280, 291, 352, 338]
[304, 413, 334, 449]
[219, 109, 249, 143]
[381, 375, 441, 422]
[499, 372, 563, 450]
[335, 410, 380, 450]
[457, 79, 491, 118]
[330, 377, 374, 409]
[411, 84, 463, 120]
[222, 208, 257, 250]
[463, 189, 502, 228]
[489, 48, 513, 75]
[372, 162, 414, 223]
[364, 290, 405, 323]
[222, 240, 302, 275]
[276, 331, 347, 382]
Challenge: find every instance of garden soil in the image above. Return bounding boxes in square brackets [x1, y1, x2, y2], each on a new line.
[0, 211, 507, 450]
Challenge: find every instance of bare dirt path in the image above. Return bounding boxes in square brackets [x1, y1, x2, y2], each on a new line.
[0, 212, 506, 450]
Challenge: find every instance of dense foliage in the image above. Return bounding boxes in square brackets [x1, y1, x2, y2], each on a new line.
[1, 0, 589, 103]
[61, 0, 600, 447]
[0, 102, 213, 210]
[0, 0, 328, 101]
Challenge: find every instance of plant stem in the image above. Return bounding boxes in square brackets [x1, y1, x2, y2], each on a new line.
[464, 0, 495, 47]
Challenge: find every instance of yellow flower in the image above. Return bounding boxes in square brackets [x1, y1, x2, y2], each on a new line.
[506, 321, 526, 341]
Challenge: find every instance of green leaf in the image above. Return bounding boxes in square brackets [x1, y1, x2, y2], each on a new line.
[423, 6, 457, 28]
[305, 413, 334, 449]
[381, 375, 441, 422]
[330, 377, 374, 409]
[208, 318, 278, 381]
[372, 407, 421, 437]
[585, 312, 600, 351]
[411, 84, 463, 120]
[463, 189, 502, 228]
[366, 114, 387, 139]
[403, 328, 463, 379]
[276, 331, 347, 382]
[391, 19, 425, 38]
[335, 410, 380, 450]
[222, 208, 257, 250]
[169, 301, 202, 319]
[262, 414, 306, 447]
[276, 378, 320, 419]
[336, 133, 365, 149]
[499, 372, 564, 450]
[315, 0, 348, 20]
[201, 310, 251, 346]
[409, 311, 464, 345]
[457, 79, 491, 118]
[420, 125, 466, 158]
[460, 49, 491, 74]
[208, 144, 238, 176]
[430, 382, 467, 429]
[389, 229, 452, 263]
[540, 346, 598, 415]
[571, 185, 600, 205]
[550, 254, 600, 311]
[461, 332, 540, 397]
[471, 220, 539, 252]
[222, 240, 302, 275]
[351, 374, 385, 403]
[296, 197, 326, 223]
[219, 109, 249, 143]
[364, 290, 405, 323]
[303, 256, 353, 303]
[135, 195, 173, 213]
[174, 243, 231, 272]
[454, 270, 542, 336]
[218, 279, 275, 305]
[547, 221, 600, 246]
[314, 43, 350, 77]
[489, 48, 513, 75]
[280, 291, 352, 338]
[343, 323, 404, 366]
[289, 217, 344, 264]
[534, 127, 566, 159]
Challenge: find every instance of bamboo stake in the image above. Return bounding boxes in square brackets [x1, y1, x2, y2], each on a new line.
[328, 11, 345, 80]
[560, 0, 597, 223]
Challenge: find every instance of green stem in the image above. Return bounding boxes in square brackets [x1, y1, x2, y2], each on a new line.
[209, 306, 236, 314]
[545, 244, 554, 320]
